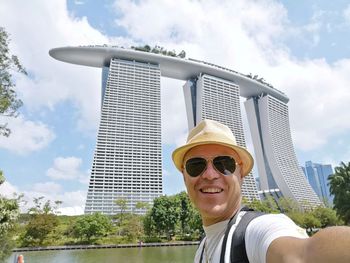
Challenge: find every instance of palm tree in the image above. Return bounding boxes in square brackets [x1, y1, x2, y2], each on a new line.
[328, 162, 350, 225]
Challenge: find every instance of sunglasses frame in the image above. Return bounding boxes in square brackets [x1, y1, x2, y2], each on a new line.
[184, 155, 241, 178]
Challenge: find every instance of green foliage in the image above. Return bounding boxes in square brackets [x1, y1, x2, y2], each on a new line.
[122, 215, 144, 242]
[0, 27, 27, 136]
[0, 170, 5, 185]
[131, 44, 186, 58]
[20, 213, 59, 247]
[312, 206, 343, 227]
[244, 198, 279, 213]
[71, 213, 112, 242]
[0, 196, 20, 235]
[114, 198, 128, 227]
[143, 192, 203, 241]
[0, 171, 20, 261]
[134, 201, 150, 213]
[328, 161, 350, 225]
[19, 196, 62, 247]
[28, 196, 62, 215]
[0, 230, 16, 262]
[150, 195, 180, 240]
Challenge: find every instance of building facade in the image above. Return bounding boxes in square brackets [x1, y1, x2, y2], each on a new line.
[183, 74, 260, 201]
[50, 46, 322, 213]
[303, 161, 334, 205]
[245, 95, 322, 207]
[85, 58, 163, 215]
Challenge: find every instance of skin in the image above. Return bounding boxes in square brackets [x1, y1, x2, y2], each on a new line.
[182, 143, 350, 262]
[182, 144, 243, 226]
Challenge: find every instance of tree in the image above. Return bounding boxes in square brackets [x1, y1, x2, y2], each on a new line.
[311, 206, 342, 227]
[71, 213, 112, 242]
[21, 213, 59, 246]
[0, 27, 27, 136]
[328, 162, 350, 224]
[134, 201, 149, 213]
[123, 215, 144, 242]
[20, 197, 62, 246]
[114, 198, 128, 225]
[150, 195, 180, 240]
[176, 191, 193, 235]
[0, 171, 20, 261]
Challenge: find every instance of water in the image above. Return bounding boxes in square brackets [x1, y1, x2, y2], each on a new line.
[8, 246, 197, 263]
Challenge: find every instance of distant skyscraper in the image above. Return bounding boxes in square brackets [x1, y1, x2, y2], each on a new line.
[183, 74, 260, 201]
[303, 161, 334, 205]
[85, 58, 163, 214]
[245, 95, 322, 207]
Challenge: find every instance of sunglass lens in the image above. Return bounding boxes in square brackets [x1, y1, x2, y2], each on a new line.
[186, 157, 207, 177]
[213, 156, 236, 175]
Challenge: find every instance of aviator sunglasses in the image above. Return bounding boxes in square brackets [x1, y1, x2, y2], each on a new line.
[185, 156, 239, 177]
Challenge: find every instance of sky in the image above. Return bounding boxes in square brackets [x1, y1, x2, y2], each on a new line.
[0, 0, 350, 215]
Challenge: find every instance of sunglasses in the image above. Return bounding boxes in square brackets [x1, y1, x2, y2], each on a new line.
[184, 156, 238, 177]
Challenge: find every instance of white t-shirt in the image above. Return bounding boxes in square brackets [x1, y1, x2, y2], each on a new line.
[194, 212, 308, 263]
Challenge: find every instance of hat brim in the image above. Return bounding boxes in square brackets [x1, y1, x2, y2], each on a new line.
[172, 141, 254, 177]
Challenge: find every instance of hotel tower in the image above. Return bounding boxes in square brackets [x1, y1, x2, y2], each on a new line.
[49, 46, 321, 214]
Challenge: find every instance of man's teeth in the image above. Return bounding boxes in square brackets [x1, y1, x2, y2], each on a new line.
[201, 188, 222, 193]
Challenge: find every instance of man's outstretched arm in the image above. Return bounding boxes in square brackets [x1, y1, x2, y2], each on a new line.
[267, 226, 350, 263]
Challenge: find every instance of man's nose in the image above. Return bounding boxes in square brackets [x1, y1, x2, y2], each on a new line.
[201, 161, 220, 180]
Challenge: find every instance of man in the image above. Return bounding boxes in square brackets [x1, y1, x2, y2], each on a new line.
[172, 119, 350, 263]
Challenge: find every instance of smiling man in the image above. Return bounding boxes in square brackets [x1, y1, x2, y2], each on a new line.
[172, 119, 350, 263]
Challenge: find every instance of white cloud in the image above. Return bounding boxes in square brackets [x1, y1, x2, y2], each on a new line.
[0, 181, 19, 198]
[47, 156, 89, 184]
[1, 179, 85, 215]
[32, 182, 62, 194]
[112, 0, 350, 156]
[19, 186, 86, 216]
[0, 0, 121, 134]
[0, 116, 55, 154]
[1, 0, 350, 197]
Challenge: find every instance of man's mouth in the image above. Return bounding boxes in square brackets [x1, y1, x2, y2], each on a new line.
[200, 188, 223, 194]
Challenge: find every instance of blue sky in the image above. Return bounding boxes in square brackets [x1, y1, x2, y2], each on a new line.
[0, 0, 349, 215]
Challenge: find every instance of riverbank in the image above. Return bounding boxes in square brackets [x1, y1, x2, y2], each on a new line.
[13, 241, 200, 252]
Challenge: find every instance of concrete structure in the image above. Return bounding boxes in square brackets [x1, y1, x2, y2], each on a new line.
[183, 74, 259, 200]
[83, 58, 162, 214]
[245, 95, 322, 207]
[303, 161, 334, 205]
[49, 45, 321, 213]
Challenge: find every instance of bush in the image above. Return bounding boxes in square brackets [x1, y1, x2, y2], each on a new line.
[143, 236, 162, 243]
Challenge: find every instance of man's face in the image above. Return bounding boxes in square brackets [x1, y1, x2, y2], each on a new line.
[182, 144, 243, 226]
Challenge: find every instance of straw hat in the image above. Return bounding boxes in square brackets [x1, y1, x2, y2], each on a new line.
[172, 119, 254, 177]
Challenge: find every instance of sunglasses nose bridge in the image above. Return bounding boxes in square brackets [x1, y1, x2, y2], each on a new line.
[201, 159, 220, 179]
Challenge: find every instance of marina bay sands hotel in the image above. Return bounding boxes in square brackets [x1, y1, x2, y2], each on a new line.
[50, 46, 321, 214]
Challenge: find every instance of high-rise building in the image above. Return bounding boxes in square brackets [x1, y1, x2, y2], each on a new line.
[49, 45, 322, 213]
[245, 95, 322, 207]
[303, 161, 334, 205]
[85, 58, 162, 214]
[183, 74, 260, 201]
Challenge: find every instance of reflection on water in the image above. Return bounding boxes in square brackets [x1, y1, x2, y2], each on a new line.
[8, 245, 197, 263]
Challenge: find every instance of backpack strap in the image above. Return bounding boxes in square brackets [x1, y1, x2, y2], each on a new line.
[199, 236, 206, 263]
[219, 208, 242, 262]
[229, 210, 265, 263]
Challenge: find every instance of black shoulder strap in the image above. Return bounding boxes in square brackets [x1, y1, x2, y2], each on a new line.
[230, 210, 265, 263]
[199, 236, 206, 263]
[219, 207, 243, 263]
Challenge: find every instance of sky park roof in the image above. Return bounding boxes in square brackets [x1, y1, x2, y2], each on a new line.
[49, 45, 289, 103]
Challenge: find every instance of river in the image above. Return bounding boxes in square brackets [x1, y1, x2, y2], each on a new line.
[8, 245, 197, 263]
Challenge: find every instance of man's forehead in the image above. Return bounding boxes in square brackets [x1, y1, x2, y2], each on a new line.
[184, 144, 239, 159]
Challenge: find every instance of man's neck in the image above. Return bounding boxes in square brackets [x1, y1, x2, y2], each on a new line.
[202, 203, 241, 226]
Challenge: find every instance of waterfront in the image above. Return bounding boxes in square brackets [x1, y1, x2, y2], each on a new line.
[8, 245, 197, 263]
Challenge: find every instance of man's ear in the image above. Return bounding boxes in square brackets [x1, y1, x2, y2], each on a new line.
[182, 172, 186, 183]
